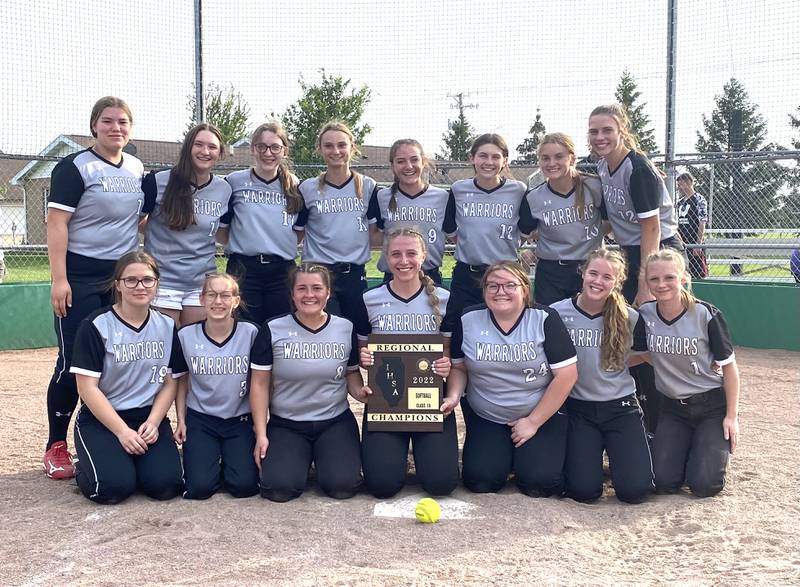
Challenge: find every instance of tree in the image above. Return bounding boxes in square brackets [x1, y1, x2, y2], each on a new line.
[278, 70, 372, 165]
[615, 70, 658, 154]
[790, 106, 800, 149]
[514, 108, 546, 165]
[783, 106, 800, 222]
[439, 93, 476, 161]
[693, 78, 787, 229]
[187, 83, 251, 147]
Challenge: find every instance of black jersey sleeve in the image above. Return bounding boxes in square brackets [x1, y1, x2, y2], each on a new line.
[632, 314, 648, 351]
[141, 171, 158, 214]
[541, 307, 577, 366]
[705, 304, 735, 363]
[442, 189, 457, 235]
[48, 157, 85, 211]
[250, 324, 274, 368]
[294, 204, 309, 229]
[449, 315, 465, 361]
[220, 178, 234, 224]
[629, 161, 661, 216]
[517, 192, 537, 236]
[599, 198, 609, 220]
[70, 320, 105, 376]
[347, 326, 359, 369]
[169, 326, 185, 374]
[367, 189, 383, 229]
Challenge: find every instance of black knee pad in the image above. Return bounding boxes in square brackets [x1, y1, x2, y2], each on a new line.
[261, 486, 301, 502]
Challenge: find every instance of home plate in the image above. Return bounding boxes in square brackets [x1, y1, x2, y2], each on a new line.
[373, 493, 478, 520]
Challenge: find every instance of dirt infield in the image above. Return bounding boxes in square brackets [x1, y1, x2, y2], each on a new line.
[0, 347, 798, 586]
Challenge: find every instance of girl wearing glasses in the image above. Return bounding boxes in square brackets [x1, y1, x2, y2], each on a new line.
[69, 251, 183, 504]
[44, 96, 145, 480]
[143, 123, 233, 327]
[294, 121, 378, 332]
[358, 227, 459, 498]
[448, 261, 577, 496]
[250, 264, 367, 502]
[221, 122, 304, 324]
[172, 272, 260, 499]
[441, 134, 529, 336]
[520, 133, 605, 305]
[551, 249, 654, 504]
[367, 139, 449, 285]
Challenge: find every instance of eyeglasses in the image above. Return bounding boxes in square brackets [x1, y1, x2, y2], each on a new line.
[203, 291, 235, 301]
[253, 143, 284, 155]
[485, 282, 521, 294]
[119, 276, 158, 289]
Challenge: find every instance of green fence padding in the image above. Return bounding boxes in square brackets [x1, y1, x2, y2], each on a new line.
[0, 282, 56, 351]
[0, 280, 796, 351]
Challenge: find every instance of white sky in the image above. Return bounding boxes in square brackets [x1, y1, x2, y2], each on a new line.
[1, 0, 799, 158]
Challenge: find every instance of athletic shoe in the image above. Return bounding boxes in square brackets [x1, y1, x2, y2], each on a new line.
[43, 441, 75, 480]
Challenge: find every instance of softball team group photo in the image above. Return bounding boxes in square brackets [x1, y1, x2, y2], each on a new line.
[42, 95, 740, 508]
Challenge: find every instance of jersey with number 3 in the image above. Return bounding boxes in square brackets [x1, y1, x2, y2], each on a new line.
[443, 178, 528, 265]
[451, 304, 577, 424]
[70, 307, 181, 411]
[173, 320, 259, 419]
[142, 169, 232, 290]
[633, 300, 735, 399]
[295, 175, 378, 265]
[250, 313, 359, 421]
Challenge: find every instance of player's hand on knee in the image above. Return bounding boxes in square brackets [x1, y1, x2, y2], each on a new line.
[508, 416, 540, 448]
[723, 415, 739, 454]
[117, 428, 148, 455]
[433, 356, 451, 379]
[254, 435, 269, 471]
[50, 278, 72, 318]
[138, 420, 159, 445]
[173, 421, 187, 445]
[359, 347, 374, 369]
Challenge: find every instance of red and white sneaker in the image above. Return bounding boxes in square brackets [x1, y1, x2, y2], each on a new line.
[43, 441, 75, 480]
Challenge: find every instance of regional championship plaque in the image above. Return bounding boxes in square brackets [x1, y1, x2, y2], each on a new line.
[366, 334, 444, 432]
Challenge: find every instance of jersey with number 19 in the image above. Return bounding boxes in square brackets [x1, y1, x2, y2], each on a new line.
[250, 313, 359, 421]
[443, 178, 528, 265]
[47, 149, 145, 260]
[70, 308, 182, 411]
[142, 170, 232, 290]
[295, 175, 378, 265]
[451, 304, 577, 424]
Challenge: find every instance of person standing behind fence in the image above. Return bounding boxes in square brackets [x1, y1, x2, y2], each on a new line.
[221, 122, 304, 325]
[441, 134, 530, 335]
[367, 139, 449, 285]
[142, 123, 232, 328]
[294, 122, 378, 332]
[634, 249, 740, 498]
[676, 172, 709, 279]
[519, 133, 606, 305]
[44, 96, 145, 480]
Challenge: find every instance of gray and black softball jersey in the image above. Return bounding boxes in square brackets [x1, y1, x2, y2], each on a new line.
[250, 313, 359, 421]
[360, 282, 450, 340]
[295, 175, 378, 265]
[442, 178, 528, 265]
[368, 185, 449, 272]
[551, 297, 639, 402]
[142, 169, 232, 290]
[173, 320, 259, 419]
[597, 151, 678, 247]
[633, 301, 735, 400]
[451, 304, 577, 424]
[521, 176, 604, 261]
[70, 308, 181, 411]
[222, 168, 303, 259]
[47, 149, 144, 260]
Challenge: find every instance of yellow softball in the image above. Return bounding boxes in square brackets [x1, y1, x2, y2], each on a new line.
[415, 497, 441, 524]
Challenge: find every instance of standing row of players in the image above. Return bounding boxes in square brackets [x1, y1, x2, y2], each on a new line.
[44, 96, 740, 503]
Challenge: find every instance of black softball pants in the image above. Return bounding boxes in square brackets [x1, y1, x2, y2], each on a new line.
[226, 254, 295, 325]
[73, 406, 183, 504]
[441, 262, 486, 334]
[182, 408, 259, 499]
[259, 409, 362, 502]
[565, 394, 654, 504]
